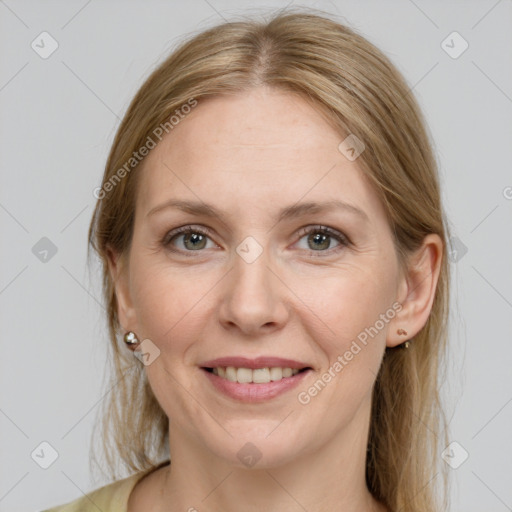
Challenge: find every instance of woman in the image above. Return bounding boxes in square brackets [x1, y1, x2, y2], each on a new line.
[44, 8, 450, 512]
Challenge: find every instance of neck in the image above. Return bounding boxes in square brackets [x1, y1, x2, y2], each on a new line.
[156, 398, 387, 512]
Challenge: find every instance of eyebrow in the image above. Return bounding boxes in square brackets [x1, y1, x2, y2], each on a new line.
[146, 199, 369, 224]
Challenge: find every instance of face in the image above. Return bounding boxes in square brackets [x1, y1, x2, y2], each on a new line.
[112, 86, 405, 468]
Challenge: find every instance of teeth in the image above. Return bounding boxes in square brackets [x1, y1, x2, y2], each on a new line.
[225, 366, 237, 382]
[269, 367, 283, 381]
[253, 368, 270, 383]
[237, 367, 253, 383]
[211, 366, 302, 384]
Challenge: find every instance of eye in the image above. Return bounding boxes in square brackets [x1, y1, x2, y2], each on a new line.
[162, 225, 217, 255]
[294, 225, 349, 256]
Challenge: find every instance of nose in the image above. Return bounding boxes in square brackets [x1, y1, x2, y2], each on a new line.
[218, 244, 290, 337]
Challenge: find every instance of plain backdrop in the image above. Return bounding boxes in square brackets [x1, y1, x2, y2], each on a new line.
[1, 1, 511, 511]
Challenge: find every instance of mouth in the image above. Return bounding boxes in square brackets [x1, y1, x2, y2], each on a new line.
[200, 361, 313, 402]
[199, 356, 314, 402]
[201, 365, 312, 384]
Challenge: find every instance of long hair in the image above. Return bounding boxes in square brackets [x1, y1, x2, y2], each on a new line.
[87, 8, 451, 511]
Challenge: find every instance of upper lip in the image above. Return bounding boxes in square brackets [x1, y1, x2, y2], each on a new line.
[200, 356, 312, 370]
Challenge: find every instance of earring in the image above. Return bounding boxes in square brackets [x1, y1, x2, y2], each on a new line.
[124, 331, 140, 348]
[396, 328, 410, 349]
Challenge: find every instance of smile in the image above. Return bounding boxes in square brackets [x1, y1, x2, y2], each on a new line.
[200, 366, 312, 402]
[204, 366, 308, 383]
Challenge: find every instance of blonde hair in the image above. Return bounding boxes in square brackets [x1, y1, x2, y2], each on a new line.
[88, 7, 451, 511]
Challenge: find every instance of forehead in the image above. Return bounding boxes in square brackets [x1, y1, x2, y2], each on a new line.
[136, 87, 386, 224]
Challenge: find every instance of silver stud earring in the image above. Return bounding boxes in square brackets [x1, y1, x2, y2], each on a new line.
[124, 331, 140, 348]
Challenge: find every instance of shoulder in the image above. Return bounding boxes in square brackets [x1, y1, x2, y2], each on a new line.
[40, 464, 167, 512]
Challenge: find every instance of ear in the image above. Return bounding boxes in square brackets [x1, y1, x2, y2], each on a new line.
[106, 245, 137, 333]
[386, 234, 443, 348]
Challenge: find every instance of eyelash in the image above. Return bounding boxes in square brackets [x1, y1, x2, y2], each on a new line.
[161, 224, 350, 258]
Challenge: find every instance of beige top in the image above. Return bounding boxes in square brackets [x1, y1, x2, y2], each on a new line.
[41, 462, 169, 512]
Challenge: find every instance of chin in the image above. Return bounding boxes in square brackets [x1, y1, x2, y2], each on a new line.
[203, 426, 308, 470]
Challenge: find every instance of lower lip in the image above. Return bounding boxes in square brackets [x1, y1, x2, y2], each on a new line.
[201, 368, 312, 403]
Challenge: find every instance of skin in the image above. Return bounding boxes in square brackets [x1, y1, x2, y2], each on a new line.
[107, 86, 442, 512]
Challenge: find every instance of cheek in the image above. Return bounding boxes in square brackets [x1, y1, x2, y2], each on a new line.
[130, 259, 214, 345]
[303, 264, 394, 338]
[300, 264, 396, 395]
[300, 275, 391, 408]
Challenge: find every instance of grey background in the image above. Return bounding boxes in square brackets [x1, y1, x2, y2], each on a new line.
[1, 1, 511, 511]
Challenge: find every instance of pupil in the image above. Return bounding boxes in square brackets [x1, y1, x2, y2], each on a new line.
[185, 233, 205, 250]
[310, 233, 329, 250]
